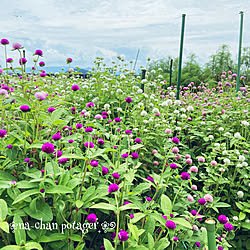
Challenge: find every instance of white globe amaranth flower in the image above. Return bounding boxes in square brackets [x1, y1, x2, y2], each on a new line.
[237, 163, 242, 168]
[239, 155, 245, 161]
[225, 132, 231, 136]
[144, 129, 148, 132]
[222, 150, 228, 155]
[138, 102, 144, 107]
[241, 120, 249, 126]
[137, 89, 143, 94]
[233, 216, 239, 221]
[173, 110, 179, 115]
[176, 127, 181, 131]
[181, 114, 187, 119]
[141, 111, 147, 116]
[223, 158, 230, 165]
[180, 108, 186, 112]
[245, 219, 250, 223]
[143, 120, 149, 124]
[218, 127, 224, 132]
[116, 89, 123, 94]
[234, 132, 241, 139]
[104, 104, 110, 110]
[85, 111, 91, 117]
[219, 168, 225, 172]
[208, 135, 214, 140]
[214, 143, 220, 147]
[152, 108, 159, 113]
[149, 103, 154, 107]
[117, 107, 123, 112]
[237, 191, 244, 198]
[187, 106, 194, 112]
[200, 121, 205, 125]
[242, 162, 248, 167]
[170, 92, 175, 97]
[174, 100, 181, 106]
[144, 93, 148, 98]
[166, 99, 173, 106]
[151, 69, 156, 74]
[149, 118, 154, 123]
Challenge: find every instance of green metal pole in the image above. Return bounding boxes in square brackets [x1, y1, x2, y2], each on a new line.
[236, 11, 244, 93]
[169, 58, 173, 87]
[205, 219, 217, 250]
[176, 14, 186, 100]
[141, 69, 146, 92]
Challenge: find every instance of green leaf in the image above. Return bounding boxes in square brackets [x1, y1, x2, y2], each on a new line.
[12, 189, 40, 204]
[69, 234, 82, 241]
[130, 144, 144, 150]
[130, 213, 146, 223]
[173, 218, 192, 229]
[241, 222, 250, 230]
[24, 199, 53, 222]
[51, 108, 65, 122]
[236, 202, 244, 210]
[132, 183, 151, 194]
[239, 212, 246, 221]
[155, 238, 170, 250]
[0, 221, 9, 233]
[128, 223, 145, 241]
[0, 199, 8, 220]
[14, 215, 26, 245]
[14, 96, 32, 106]
[119, 203, 140, 211]
[104, 238, 114, 250]
[161, 194, 172, 215]
[214, 202, 231, 208]
[0, 246, 20, 250]
[0, 171, 17, 181]
[39, 233, 67, 242]
[24, 242, 43, 250]
[75, 200, 84, 209]
[90, 203, 116, 211]
[46, 185, 73, 194]
[148, 233, 155, 250]
[154, 153, 165, 160]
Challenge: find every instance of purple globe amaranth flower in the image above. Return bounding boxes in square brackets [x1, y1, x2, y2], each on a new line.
[121, 153, 129, 158]
[66, 58, 72, 64]
[76, 123, 83, 129]
[52, 134, 61, 140]
[108, 183, 119, 193]
[111, 232, 116, 241]
[134, 138, 142, 143]
[85, 127, 93, 132]
[97, 139, 104, 145]
[195, 242, 201, 247]
[125, 130, 132, 134]
[102, 167, 109, 175]
[39, 61, 45, 67]
[218, 215, 228, 224]
[20, 105, 30, 112]
[125, 97, 132, 103]
[12, 42, 22, 50]
[9, 180, 16, 186]
[34, 91, 47, 101]
[40, 188, 45, 193]
[1, 39, 9, 45]
[58, 158, 68, 164]
[173, 237, 178, 241]
[147, 176, 154, 183]
[181, 172, 190, 180]
[34, 49, 43, 56]
[24, 158, 30, 162]
[86, 102, 95, 108]
[71, 84, 80, 91]
[47, 107, 55, 113]
[118, 230, 129, 242]
[40, 73, 47, 77]
[19, 58, 27, 65]
[112, 173, 120, 179]
[6, 58, 13, 63]
[170, 163, 178, 169]
[91, 160, 98, 167]
[123, 201, 132, 205]
[68, 139, 74, 143]
[162, 215, 168, 220]
[172, 137, 180, 144]
[166, 220, 176, 229]
[86, 213, 97, 223]
[198, 198, 206, 205]
[191, 210, 198, 216]
[7, 144, 13, 149]
[131, 152, 139, 159]
[114, 117, 121, 122]
[41, 143, 55, 154]
[129, 214, 134, 219]
[218, 246, 223, 250]
[55, 150, 63, 158]
[0, 129, 7, 138]
[146, 197, 152, 201]
[84, 142, 94, 148]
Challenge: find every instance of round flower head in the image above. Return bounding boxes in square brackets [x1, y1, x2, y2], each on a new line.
[121, 153, 129, 158]
[97, 139, 104, 145]
[47, 107, 55, 112]
[147, 176, 154, 183]
[118, 230, 128, 242]
[129, 214, 134, 219]
[41, 143, 55, 154]
[40, 73, 47, 77]
[7, 144, 13, 149]
[9, 180, 16, 186]
[218, 215, 228, 224]
[131, 152, 139, 159]
[204, 194, 213, 202]
[173, 237, 178, 242]
[66, 58, 72, 64]
[198, 198, 206, 205]
[125, 97, 132, 103]
[20, 105, 30, 112]
[114, 117, 121, 122]
[0, 68, 4, 74]
[52, 133, 61, 140]
[191, 210, 197, 216]
[218, 246, 223, 250]
[181, 172, 190, 180]
[76, 123, 83, 129]
[187, 195, 194, 202]
[86, 213, 97, 223]
[224, 223, 233, 231]
[24, 158, 30, 162]
[172, 147, 179, 153]
[102, 167, 109, 175]
[55, 150, 63, 158]
[40, 188, 45, 193]
[68, 139, 74, 143]
[12, 42, 22, 50]
[1, 39, 9, 45]
[6, 58, 13, 63]
[108, 183, 119, 193]
[71, 85, 80, 91]
[58, 158, 68, 164]
[146, 197, 152, 201]
[85, 127, 93, 132]
[86, 102, 95, 108]
[134, 138, 142, 143]
[166, 220, 176, 229]
[34, 49, 43, 56]
[195, 242, 201, 247]
[84, 142, 94, 148]
[170, 163, 178, 169]
[125, 130, 132, 134]
[34, 91, 47, 101]
[189, 166, 198, 172]
[0, 129, 7, 138]
[91, 160, 98, 167]
[172, 137, 180, 144]
[19, 58, 27, 65]
[39, 61, 45, 67]
[112, 173, 120, 179]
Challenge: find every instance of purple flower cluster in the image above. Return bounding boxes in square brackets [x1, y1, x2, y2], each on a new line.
[41, 143, 55, 154]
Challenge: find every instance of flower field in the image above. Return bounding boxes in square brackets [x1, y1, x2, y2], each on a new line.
[0, 41, 249, 250]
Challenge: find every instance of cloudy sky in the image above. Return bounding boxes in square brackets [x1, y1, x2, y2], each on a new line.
[0, 0, 249, 70]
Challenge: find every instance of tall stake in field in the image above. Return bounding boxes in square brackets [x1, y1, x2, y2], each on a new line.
[133, 49, 140, 71]
[176, 14, 186, 100]
[169, 58, 173, 87]
[141, 69, 146, 92]
[236, 11, 244, 94]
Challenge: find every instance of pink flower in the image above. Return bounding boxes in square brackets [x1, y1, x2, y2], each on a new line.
[211, 160, 217, 166]
[175, 154, 181, 160]
[189, 166, 198, 173]
[187, 195, 194, 202]
[198, 157, 205, 162]
[172, 147, 179, 154]
[185, 154, 191, 159]
[204, 194, 213, 202]
[165, 129, 172, 134]
[186, 158, 192, 165]
[191, 185, 197, 191]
